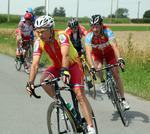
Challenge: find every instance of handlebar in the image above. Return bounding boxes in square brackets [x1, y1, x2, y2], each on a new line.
[30, 78, 74, 99]
[95, 63, 125, 72]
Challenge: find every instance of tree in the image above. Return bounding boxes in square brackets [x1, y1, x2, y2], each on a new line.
[53, 7, 66, 17]
[115, 8, 129, 18]
[143, 10, 150, 18]
[34, 6, 45, 16]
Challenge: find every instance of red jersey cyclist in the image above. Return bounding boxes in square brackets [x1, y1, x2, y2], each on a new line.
[15, 12, 38, 56]
[26, 16, 96, 134]
[65, 18, 87, 55]
[85, 14, 130, 110]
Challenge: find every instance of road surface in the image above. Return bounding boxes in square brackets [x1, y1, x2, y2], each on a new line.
[0, 53, 150, 134]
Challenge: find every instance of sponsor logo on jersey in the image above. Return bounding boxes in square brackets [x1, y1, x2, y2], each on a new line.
[59, 34, 66, 43]
[34, 40, 40, 52]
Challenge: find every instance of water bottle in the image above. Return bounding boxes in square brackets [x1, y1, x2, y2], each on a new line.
[66, 102, 77, 118]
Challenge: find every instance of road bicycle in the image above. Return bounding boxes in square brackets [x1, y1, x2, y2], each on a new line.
[79, 51, 96, 99]
[96, 60, 126, 126]
[31, 78, 98, 134]
[15, 40, 32, 74]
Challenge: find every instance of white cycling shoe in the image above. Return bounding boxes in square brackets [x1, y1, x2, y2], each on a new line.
[100, 82, 107, 94]
[87, 125, 96, 134]
[122, 100, 130, 111]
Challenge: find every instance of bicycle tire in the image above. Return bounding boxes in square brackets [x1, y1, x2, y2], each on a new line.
[47, 101, 78, 134]
[15, 56, 22, 71]
[84, 63, 96, 99]
[110, 79, 126, 126]
[24, 46, 32, 74]
[91, 110, 98, 134]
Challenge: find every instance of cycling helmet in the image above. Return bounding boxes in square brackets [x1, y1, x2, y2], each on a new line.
[26, 8, 33, 13]
[89, 14, 103, 25]
[35, 16, 55, 28]
[24, 13, 32, 20]
[67, 18, 79, 29]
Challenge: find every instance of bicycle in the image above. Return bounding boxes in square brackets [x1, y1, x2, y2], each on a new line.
[79, 51, 96, 99]
[15, 40, 33, 74]
[95, 60, 126, 126]
[31, 78, 98, 134]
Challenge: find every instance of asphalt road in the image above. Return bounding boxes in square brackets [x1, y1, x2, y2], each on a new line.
[0, 53, 150, 134]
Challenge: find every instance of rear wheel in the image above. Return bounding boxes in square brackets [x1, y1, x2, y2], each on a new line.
[47, 102, 77, 134]
[84, 63, 96, 99]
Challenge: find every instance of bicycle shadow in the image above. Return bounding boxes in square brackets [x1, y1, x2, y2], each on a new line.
[111, 110, 150, 127]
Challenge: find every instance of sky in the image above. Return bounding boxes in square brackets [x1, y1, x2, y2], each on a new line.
[0, 0, 150, 19]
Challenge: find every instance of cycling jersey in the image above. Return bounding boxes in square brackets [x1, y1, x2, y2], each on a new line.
[16, 21, 35, 37]
[85, 25, 115, 55]
[20, 14, 37, 41]
[33, 30, 80, 69]
[33, 30, 84, 88]
[65, 26, 87, 52]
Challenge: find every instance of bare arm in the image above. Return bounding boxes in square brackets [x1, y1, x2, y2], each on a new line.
[61, 45, 70, 68]
[29, 55, 40, 83]
[86, 46, 94, 68]
[109, 39, 121, 59]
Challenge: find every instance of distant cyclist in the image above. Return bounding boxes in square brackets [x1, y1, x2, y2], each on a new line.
[26, 15, 96, 134]
[65, 18, 87, 56]
[21, 8, 38, 42]
[85, 14, 130, 110]
[65, 18, 93, 88]
[15, 12, 38, 56]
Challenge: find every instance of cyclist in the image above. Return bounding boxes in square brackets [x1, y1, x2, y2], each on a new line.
[65, 18, 87, 54]
[15, 12, 38, 56]
[26, 15, 96, 134]
[21, 8, 38, 42]
[65, 18, 93, 88]
[85, 14, 130, 110]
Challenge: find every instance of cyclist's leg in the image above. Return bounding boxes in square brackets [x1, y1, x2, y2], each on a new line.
[69, 63, 95, 131]
[15, 29, 21, 55]
[40, 66, 59, 98]
[92, 54, 104, 81]
[106, 49, 125, 98]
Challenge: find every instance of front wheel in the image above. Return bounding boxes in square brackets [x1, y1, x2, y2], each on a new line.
[24, 46, 32, 74]
[15, 56, 22, 71]
[84, 63, 96, 99]
[110, 80, 126, 126]
[47, 101, 77, 134]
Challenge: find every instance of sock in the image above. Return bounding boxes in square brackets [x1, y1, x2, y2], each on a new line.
[122, 98, 125, 101]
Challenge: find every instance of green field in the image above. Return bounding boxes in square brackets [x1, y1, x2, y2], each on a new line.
[0, 21, 150, 101]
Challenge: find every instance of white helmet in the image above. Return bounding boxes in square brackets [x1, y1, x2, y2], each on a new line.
[35, 15, 55, 28]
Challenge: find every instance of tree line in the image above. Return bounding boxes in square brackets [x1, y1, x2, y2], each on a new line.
[34, 6, 150, 18]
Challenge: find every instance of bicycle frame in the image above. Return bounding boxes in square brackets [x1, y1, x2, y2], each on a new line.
[34, 78, 87, 132]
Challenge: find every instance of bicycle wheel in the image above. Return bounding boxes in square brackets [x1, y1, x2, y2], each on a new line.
[15, 56, 22, 71]
[110, 80, 126, 126]
[84, 63, 96, 99]
[47, 101, 77, 134]
[91, 110, 98, 134]
[24, 46, 32, 74]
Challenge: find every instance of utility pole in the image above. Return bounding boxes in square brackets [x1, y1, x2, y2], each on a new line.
[115, 0, 119, 22]
[110, 0, 113, 23]
[137, 1, 140, 18]
[46, 0, 49, 16]
[7, 0, 10, 22]
[76, 0, 79, 19]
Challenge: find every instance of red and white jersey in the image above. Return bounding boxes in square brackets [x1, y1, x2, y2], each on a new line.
[65, 25, 87, 40]
[16, 21, 35, 37]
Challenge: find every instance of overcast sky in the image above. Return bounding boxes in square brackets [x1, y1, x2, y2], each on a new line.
[0, 0, 149, 19]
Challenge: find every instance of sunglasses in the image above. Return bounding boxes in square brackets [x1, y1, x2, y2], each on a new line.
[36, 29, 49, 34]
